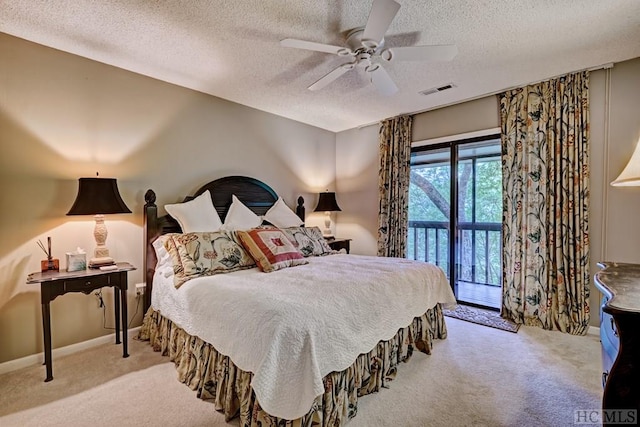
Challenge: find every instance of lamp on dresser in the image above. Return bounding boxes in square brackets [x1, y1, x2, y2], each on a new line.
[611, 136, 640, 187]
[67, 176, 131, 268]
[314, 191, 341, 238]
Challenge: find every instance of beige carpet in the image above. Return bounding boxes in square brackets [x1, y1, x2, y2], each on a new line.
[0, 318, 602, 427]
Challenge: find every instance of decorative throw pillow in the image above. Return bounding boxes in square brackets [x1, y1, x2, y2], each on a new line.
[170, 231, 256, 287]
[237, 227, 308, 272]
[165, 190, 223, 232]
[152, 235, 170, 264]
[222, 195, 263, 230]
[282, 226, 335, 257]
[154, 233, 185, 277]
[152, 235, 172, 274]
[263, 197, 304, 228]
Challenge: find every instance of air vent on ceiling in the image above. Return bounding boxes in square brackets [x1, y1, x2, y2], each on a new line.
[419, 83, 457, 96]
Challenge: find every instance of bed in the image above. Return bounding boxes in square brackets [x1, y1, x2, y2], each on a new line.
[139, 175, 457, 426]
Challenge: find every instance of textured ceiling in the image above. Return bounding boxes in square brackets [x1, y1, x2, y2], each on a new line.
[1, 0, 640, 132]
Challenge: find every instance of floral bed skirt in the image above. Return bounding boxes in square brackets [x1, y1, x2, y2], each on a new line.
[139, 303, 447, 426]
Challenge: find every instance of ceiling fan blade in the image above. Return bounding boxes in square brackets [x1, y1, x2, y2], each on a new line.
[308, 63, 355, 91]
[384, 44, 458, 62]
[368, 64, 398, 96]
[280, 38, 352, 55]
[362, 0, 401, 46]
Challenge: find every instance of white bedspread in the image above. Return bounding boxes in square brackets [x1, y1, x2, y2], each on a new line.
[152, 253, 456, 420]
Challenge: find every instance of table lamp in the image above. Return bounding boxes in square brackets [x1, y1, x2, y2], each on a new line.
[67, 177, 131, 267]
[314, 191, 341, 238]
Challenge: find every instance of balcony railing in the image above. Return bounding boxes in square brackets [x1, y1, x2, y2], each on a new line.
[407, 220, 502, 287]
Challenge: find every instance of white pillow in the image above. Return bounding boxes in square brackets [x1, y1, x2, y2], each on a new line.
[152, 236, 173, 277]
[164, 190, 223, 232]
[222, 195, 263, 230]
[152, 236, 170, 264]
[264, 197, 304, 228]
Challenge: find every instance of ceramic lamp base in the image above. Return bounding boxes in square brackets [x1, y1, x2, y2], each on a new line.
[322, 211, 334, 238]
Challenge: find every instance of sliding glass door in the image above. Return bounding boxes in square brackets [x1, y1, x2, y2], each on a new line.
[408, 136, 502, 310]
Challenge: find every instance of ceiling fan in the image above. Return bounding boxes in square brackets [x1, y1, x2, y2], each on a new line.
[280, 0, 457, 96]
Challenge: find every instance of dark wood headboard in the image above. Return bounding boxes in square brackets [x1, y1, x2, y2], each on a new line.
[143, 175, 305, 313]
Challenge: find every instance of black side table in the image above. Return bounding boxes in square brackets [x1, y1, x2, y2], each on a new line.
[26, 262, 136, 382]
[326, 238, 351, 254]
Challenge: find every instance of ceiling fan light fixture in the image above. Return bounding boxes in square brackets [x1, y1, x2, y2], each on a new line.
[361, 39, 379, 49]
[365, 64, 380, 73]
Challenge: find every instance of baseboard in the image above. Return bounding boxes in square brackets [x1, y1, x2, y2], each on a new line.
[0, 327, 141, 375]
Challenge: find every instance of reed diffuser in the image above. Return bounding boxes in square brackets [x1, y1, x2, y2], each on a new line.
[38, 237, 59, 272]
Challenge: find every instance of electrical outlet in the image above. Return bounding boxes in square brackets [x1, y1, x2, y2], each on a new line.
[135, 283, 146, 296]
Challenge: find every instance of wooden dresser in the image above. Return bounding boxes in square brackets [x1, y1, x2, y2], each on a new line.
[594, 262, 640, 422]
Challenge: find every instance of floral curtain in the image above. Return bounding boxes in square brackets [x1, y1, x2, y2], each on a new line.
[500, 71, 590, 335]
[378, 115, 413, 257]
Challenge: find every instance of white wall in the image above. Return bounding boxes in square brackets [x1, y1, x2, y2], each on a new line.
[601, 59, 640, 263]
[335, 124, 380, 256]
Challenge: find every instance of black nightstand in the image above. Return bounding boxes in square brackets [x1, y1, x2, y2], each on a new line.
[26, 262, 135, 382]
[326, 238, 351, 254]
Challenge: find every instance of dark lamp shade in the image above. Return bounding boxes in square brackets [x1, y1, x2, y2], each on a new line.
[314, 192, 341, 212]
[67, 178, 132, 215]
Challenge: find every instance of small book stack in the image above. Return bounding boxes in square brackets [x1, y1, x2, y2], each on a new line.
[89, 256, 116, 269]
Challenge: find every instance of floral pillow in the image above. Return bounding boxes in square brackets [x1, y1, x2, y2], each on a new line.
[282, 226, 335, 257]
[170, 231, 256, 287]
[237, 227, 308, 272]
